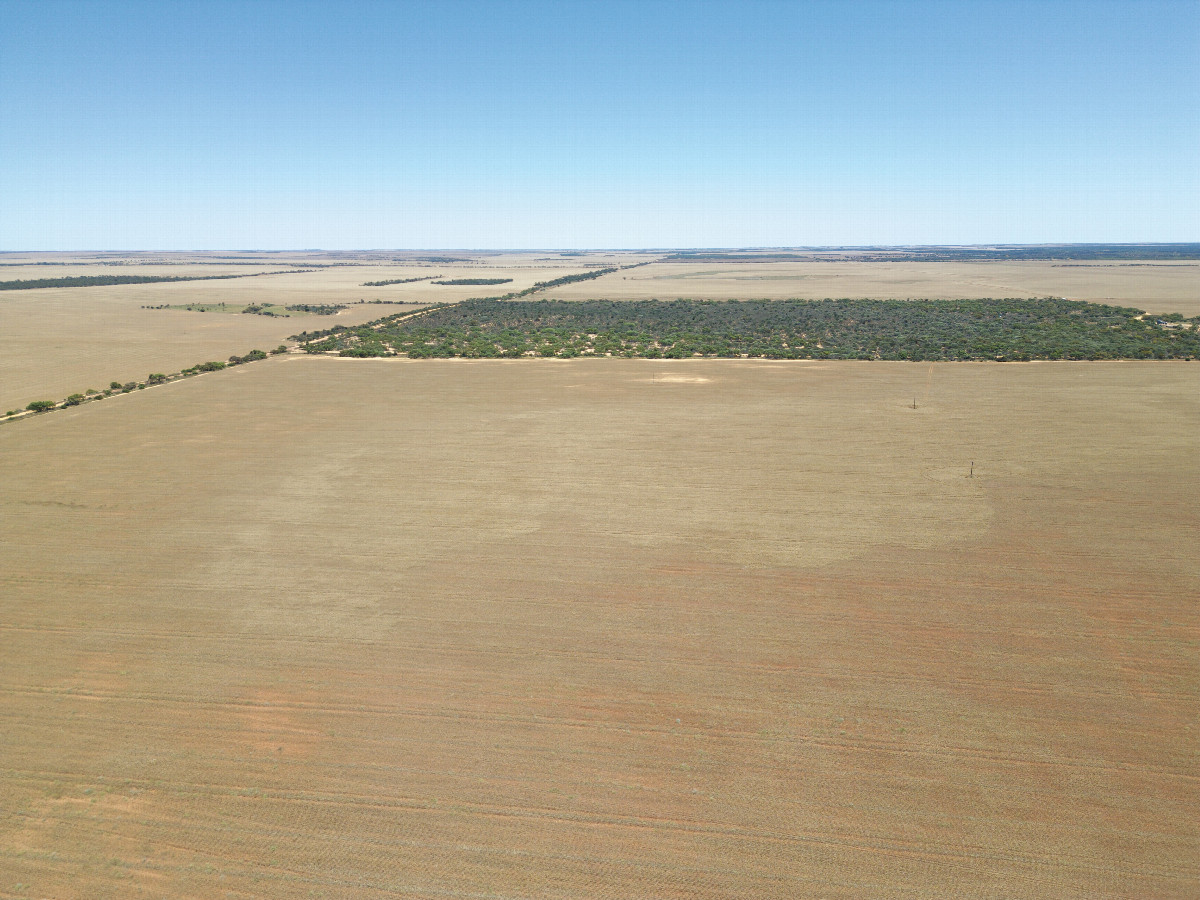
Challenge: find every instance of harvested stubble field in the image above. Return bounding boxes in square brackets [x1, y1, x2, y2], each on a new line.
[0, 253, 582, 412]
[1, 358, 1197, 898]
[545, 260, 1200, 316]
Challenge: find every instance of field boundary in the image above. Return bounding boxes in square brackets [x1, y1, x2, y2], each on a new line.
[1, 346, 288, 425]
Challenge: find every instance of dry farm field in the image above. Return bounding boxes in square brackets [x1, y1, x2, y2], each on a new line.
[0, 252, 634, 411]
[4, 251, 1198, 410]
[1, 357, 1197, 898]
[543, 260, 1200, 315]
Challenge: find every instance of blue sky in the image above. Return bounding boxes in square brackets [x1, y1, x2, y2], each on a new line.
[1, 0, 1196, 249]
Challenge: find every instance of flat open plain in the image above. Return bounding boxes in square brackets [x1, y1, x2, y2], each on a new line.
[0, 253, 605, 411]
[2, 358, 1196, 898]
[4, 251, 1198, 412]
[546, 260, 1200, 315]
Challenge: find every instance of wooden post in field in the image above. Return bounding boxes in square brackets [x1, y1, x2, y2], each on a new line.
[969, 461, 975, 478]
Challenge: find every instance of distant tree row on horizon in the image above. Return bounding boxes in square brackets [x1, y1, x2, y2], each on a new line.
[0, 270, 310, 290]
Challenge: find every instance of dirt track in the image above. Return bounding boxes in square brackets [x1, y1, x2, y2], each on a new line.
[1, 359, 1197, 897]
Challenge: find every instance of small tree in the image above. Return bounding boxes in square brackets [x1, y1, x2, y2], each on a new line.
[26, 400, 56, 412]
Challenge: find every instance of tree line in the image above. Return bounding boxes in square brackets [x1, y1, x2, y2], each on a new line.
[432, 278, 513, 286]
[361, 276, 440, 286]
[4, 347, 288, 421]
[0, 270, 310, 290]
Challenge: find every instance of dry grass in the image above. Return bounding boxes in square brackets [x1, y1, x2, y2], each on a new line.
[545, 260, 1200, 315]
[1, 359, 1196, 898]
[0, 253, 615, 410]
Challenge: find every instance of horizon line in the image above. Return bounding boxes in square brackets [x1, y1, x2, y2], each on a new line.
[3, 242, 1199, 254]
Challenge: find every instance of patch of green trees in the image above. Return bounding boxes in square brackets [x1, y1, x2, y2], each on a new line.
[294, 297, 1200, 361]
[284, 304, 345, 315]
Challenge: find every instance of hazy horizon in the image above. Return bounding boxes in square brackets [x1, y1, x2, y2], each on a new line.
[5, 242, 1200, 255]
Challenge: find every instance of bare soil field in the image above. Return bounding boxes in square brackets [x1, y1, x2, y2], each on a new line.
[546, 260, 1200, 315]
[1, 359, 1196, 898]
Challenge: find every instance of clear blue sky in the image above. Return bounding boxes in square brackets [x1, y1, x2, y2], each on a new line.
[1, 0, 1196, 249]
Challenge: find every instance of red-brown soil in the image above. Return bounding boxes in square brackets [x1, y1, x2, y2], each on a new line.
[1, 359, 1196, 897]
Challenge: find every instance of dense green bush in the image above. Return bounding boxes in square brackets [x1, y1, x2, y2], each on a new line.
[284, 304, 345, 315]
[295, 297, 1200, 361]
